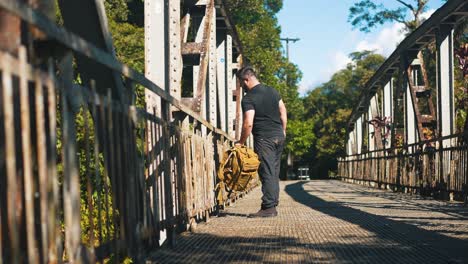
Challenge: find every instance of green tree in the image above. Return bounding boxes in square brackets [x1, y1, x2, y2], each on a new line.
[349, 0, 433, 32]
[105, 0, 144, 73]
[226, 0, 304, 155]
[301, 51, 385, 177]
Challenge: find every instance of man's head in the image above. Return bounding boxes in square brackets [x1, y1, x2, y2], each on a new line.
[237, 66, 260, 90]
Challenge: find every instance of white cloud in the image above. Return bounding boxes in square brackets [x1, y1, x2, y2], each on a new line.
[332, 51, 353, 72]
[355, 9, 436, 56]
[356, 23, 406, 56]
[319, 51, 353, 83]
[299, 9, 437, 96]
[299, 51, 352, 96]
[320, 52, 352, 83]
[421, 9, 436, 20]
[298, 82, 313, 96]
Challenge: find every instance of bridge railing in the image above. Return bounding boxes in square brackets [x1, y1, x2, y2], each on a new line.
[338, 0, 468, 201]
[338, 133, 467, 199]
[0, 0, 254, 263]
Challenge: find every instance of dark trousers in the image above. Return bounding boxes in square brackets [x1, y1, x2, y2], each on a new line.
[254, 136, 285, 209]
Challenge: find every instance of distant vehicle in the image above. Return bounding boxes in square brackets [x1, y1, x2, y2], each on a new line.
[287, 169, 297, 180]
[297, 167, 310, 180]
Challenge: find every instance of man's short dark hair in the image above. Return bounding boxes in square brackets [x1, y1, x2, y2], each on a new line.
[237, 66, 257, 80]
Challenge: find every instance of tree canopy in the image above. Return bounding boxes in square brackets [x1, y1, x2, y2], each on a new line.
[299, 51, 385, 177]
[101, 0, 389, 178]
[225, 0, 304, 151]
[349, 0, 434, 32]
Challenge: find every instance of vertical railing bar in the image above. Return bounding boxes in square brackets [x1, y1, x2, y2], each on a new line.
[171, 127, 177, 217]
[59, 51, 81, 263]
[161, 119, 165, 227]
[458, 147, 460, 191]
[91, 82, 104, 244]
[175, 130, 180, 215]
[115, 109, 126, 244]
[83, 99, 94, 252]
[154, 111, 162, 231]
[191, 129, 197, 217]
[18, 47, 40, 263]
[106, 89, 118, 257]
[132, 114, 140, 234]
[122, 104, 134, 253]
[183, 131, 189, 218]
[1, 53, 20, 263]
[133, 111, 141, 248]
[462, 142, 468, 199]
[0, 201, 2, 264]
[60, 64, 68, 262]
[46, 59, 58, 263]
[173, 127, 179, 217]
[34, 66, 49, 263]
[161, 101, 175, 246]
[136, 116, 144, 247]
[151, 113, 157, 228]
[143, 116, 149, 230]
[147, 113, 153, 232]
[150, 108, 159, 233]
[98, 92, 111, 243]
[126, 110, 137, 241]
[464, 144, 467, 193]
[129, 109, 137, 250]
[183, 129, 189, 218]
[160, 121, 166, 224]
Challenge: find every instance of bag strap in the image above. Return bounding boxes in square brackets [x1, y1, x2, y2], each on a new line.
[217, 149, 235, 181]
[226, 147, 244, 196]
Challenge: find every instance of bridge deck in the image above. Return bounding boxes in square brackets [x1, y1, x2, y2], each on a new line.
[148, 180, 468, 263]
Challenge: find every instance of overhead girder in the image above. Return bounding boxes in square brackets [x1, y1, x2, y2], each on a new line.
[346, 0, 467, 154]
[0, 0, 246, 260]
[57, 0, 127, 103]
[347, 0, 468, 131]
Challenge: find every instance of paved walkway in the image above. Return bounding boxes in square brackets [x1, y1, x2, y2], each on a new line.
[148, 180, 468, 263]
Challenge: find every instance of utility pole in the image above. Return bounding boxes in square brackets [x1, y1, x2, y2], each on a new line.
[280, 37, 300, 60]
[280, 37, 300, 179]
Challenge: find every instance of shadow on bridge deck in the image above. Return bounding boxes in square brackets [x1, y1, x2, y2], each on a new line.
[147, 180, 468, 263]
[285, 181, 468, 263]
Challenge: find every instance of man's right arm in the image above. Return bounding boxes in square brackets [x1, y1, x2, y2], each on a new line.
[279, 99, 287, 136]
[237, 110, 255, 145]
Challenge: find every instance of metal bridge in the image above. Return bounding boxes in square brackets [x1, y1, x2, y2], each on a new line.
[0, 0, 467, 263]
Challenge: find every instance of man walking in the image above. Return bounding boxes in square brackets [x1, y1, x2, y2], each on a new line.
[235, 66, 287, 218]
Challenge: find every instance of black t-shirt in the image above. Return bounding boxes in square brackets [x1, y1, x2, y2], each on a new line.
[241, 84, 284, 138]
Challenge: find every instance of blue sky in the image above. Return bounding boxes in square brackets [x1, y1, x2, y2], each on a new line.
[277, 0, 446, 96]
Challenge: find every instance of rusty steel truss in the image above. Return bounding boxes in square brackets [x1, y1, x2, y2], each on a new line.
[339, 0, 468, 202]
[0, 0, 251, 263]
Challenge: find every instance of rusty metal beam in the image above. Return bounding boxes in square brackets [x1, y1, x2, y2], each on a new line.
[182, 42, 204, 55]
[347, 0, 467, 129]
[195, 0, 215, 111]
[0, 9, 21, 55]
[168, 0, 182, 100]
[57, 0, 127, 102]
[0, 0, 235, 139]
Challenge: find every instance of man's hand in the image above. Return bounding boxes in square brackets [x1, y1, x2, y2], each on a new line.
[234, 141, 243, 146]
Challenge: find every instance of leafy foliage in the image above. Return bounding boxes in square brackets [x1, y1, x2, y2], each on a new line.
[300, 51, 385, 177]
[454, 19, 468, 132]
[349, 0, 432, 32]
[225, 0, 304, 161]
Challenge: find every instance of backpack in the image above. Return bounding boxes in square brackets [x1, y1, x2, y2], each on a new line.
[216, 145, 260, 203]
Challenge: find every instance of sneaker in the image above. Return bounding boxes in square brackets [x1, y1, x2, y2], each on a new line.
[247, 207, 278, 218]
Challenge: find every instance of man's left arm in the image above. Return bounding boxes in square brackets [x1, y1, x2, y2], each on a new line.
[236, 110, 255, 145]
[279, 99, 287, 136]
